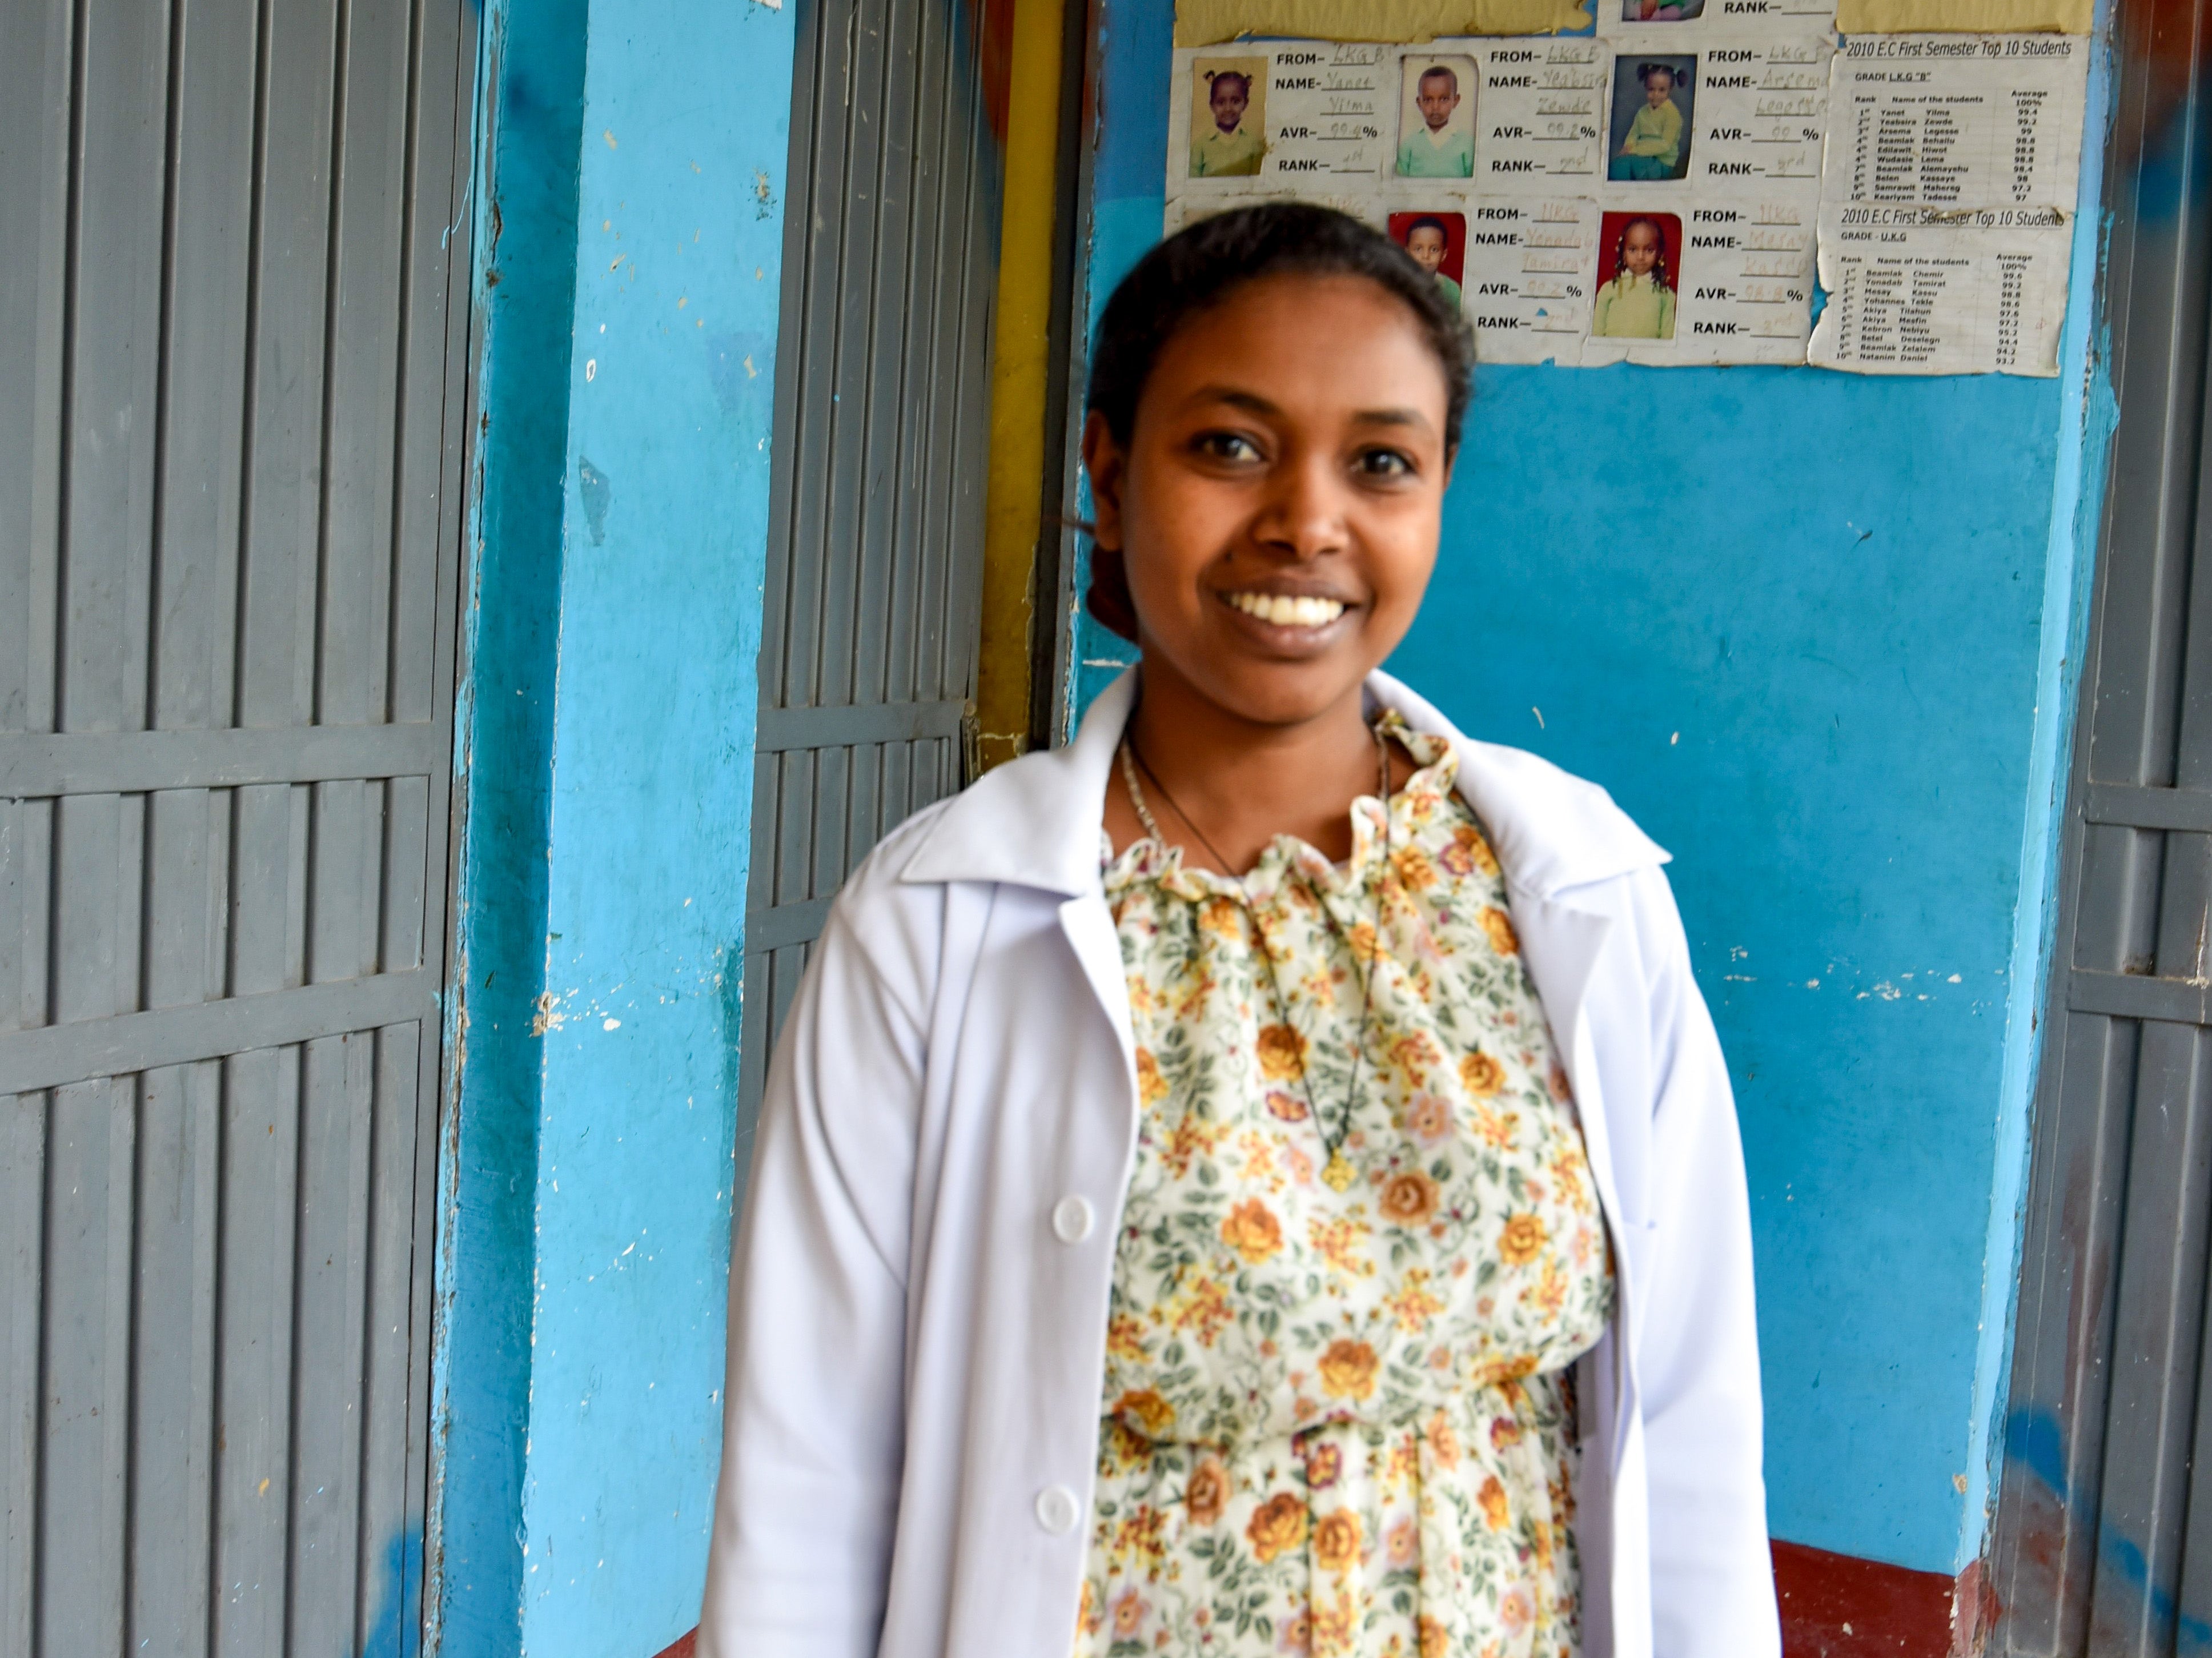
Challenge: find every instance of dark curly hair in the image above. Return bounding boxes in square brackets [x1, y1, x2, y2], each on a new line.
[1083, 202, 1475, 640]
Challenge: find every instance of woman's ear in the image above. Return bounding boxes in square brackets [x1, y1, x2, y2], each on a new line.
[1081, 410, 1127, 552]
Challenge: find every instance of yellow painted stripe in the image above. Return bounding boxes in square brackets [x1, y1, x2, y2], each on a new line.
[974, 0, 1066, 772]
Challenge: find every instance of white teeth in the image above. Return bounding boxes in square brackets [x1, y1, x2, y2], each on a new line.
[1227, 592, 1347, 629]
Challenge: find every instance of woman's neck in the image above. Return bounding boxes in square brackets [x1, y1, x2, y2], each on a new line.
[1107, 661, 1411, 874]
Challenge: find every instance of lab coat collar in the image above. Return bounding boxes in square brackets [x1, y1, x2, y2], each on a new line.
[899, 666, 1671, 900]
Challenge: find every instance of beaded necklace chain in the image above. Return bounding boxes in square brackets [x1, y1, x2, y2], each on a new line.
[1117, 725, 1391, 1193]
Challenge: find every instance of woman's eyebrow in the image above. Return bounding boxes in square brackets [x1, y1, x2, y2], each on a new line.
[1183, 388, 1433, 431]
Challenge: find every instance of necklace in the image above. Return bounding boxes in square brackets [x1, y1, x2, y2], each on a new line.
[1117, 725, 1391, 1193]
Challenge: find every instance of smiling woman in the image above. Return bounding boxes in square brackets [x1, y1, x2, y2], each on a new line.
[696, 203, 1778, 1658]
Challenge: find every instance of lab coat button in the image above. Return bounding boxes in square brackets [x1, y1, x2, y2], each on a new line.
[1035, 1484, 1081, 1534]
[1051, 1195, 1095, 1243]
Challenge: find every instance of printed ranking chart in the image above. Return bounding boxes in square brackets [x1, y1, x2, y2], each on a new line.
[1809, 205, 2072, 374]
[1823, 34, 2089, 207]
[1158, 27, 2087, 372]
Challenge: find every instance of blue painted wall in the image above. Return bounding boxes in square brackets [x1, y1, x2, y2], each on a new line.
[1069, 0, 2113, 1578]
[438, 1, 796, 1652]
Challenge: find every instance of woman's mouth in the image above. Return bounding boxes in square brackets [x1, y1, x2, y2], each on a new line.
[1224, 591, 1348, 629]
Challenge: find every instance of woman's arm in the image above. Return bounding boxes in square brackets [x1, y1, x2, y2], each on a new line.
[697, 889, 935, 1658]
[1629, 868, 1780, 1658]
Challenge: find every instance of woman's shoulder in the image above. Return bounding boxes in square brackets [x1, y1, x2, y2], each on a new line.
[1372, 674, 1669, 898]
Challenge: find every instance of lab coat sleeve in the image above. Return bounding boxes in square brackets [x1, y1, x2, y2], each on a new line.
[1629, 868, 1781, 1658]
[697, 880, 937, 1658]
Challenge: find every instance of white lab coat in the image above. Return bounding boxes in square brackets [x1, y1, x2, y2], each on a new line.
[698, 668, 1779, 1658]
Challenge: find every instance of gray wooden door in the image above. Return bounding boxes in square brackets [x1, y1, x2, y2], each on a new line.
[738, 0, 1000, 1133]
[1986, 0, 2212, 1650]
[0, 0, 476, 1651]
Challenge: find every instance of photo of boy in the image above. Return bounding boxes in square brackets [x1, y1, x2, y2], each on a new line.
[1190, 59, 1267, 178]
[1591, 212, 1680, 338]
[1608, 58, 1695, 181]
[1396, 58, 1476, 178]
[1388, 212, 1467, 312]
[1621, 0, 1705, 17]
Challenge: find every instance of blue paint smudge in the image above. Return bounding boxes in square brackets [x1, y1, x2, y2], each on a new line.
[360, 1525, 425, 1658]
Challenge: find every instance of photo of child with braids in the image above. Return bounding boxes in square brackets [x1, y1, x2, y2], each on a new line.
[1592, 212, 1680, 339]
[1190, 59, 1267, 178]
[1608, 57, 1695, 181]
[1388, 212, 1467, 313]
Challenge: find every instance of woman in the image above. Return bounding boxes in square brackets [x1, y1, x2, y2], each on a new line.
[698, 204, 1776, 1658]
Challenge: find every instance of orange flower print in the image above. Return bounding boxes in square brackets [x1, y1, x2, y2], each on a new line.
[1305, 1440, 1343, 1490]
[1498, 1211, 1548, 1267]
[1075, 1577, 1104, 1637]
[1256, 1023, 1308, 1081]
[1105, 1314, 1147, 1362]
[1491, 1414, 1524, 1451]
[1480, 906, 1520, 957]
[1427, 1409, 1462, 1470]
[1458, 1050, 1506, 1097]
[1111, 1388, 1176, 1440]
[1246, 1491, 1309, 1563]
[1134, 1046, 1170, 1105]
[1109, 1586, 1150, 1639]
[1549, 1060, 1574, 1102]
[1186, 1456, 1230, 1527]
[1266, 1089, 1310, 1123]
[1442, 824, 1499, 877]
[1318, 1338, 1379, 1401]
[1103, 1416, 1155, 1472]
[1391, 844, 1438, 892]
[1478, 1474, 1510, 1531]
[1389, 1030, 1442, 1077]
[1312, 1508, 1362, 1572]
[1379, 1171, 1440, 1227]
[1416, 1613, 1450, 1658]
[1384, 1267, 1446, 1334]
[1347, 921, 1380, 964]
[1405, 1093, 1453, 1142]
[1169, 1274, 1234, 1347]
[1198, 894, 1244, 938]
[1385, 1515, 1420, 1568]
[1473, 1103, 1520, 1150]
[1279, 1610, 1314, 1653]
[1221, 1198, 1284, 1264]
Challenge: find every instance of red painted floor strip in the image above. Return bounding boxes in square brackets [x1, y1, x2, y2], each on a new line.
[1773, 1537, 1960, 1656]
[650, 1541, 1966, 1657]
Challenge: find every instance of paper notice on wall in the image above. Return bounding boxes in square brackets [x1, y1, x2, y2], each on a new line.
[1834, 0, 2090, 34]
[1175, 0, 1595, 45]
[1470, 38, 1609, 184]
[1822, 33, 2088, 207]
[1596, 0, 1838, 42]
[1808, 204, 2070, 372]
[1810, 33, 2084, 374]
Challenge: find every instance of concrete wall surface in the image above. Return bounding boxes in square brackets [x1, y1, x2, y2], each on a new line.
[436, 2, 796, 1653]
[1067, 0, 2117, 1583]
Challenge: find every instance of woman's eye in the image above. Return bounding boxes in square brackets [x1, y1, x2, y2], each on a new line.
[1194, 431, 1264, 463]
[1356, 447, 1416, 478]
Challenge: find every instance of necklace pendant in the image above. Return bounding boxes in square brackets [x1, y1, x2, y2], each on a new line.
[1321, 1150, 1358, 1192]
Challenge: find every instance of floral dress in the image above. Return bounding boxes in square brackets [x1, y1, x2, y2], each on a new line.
[1073, 715, 1615, 1658]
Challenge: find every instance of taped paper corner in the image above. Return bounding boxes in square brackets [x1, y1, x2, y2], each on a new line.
[1834, 0, 2092, 34]
[1175, 0, 1595, 47]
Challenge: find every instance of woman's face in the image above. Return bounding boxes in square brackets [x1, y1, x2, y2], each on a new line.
[1644, 70, 1673, 106]
[1083, 273, 1452, 729]
[1623, 222, 1660, 276]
